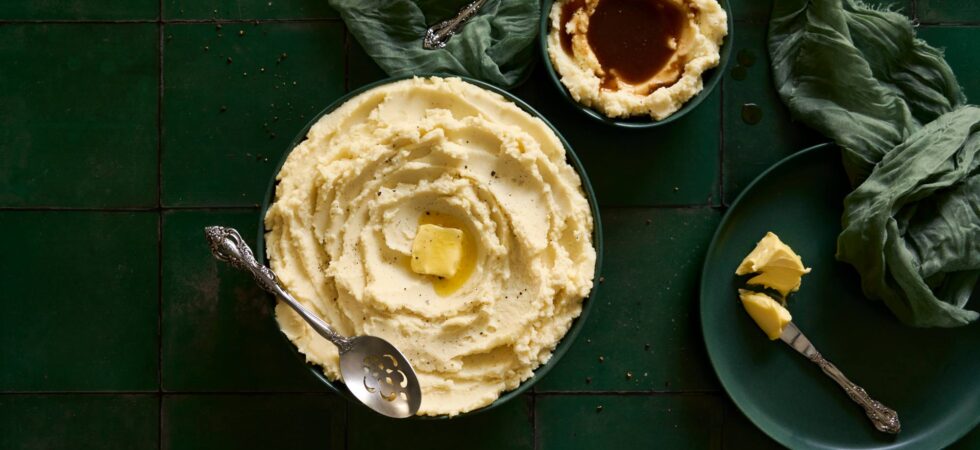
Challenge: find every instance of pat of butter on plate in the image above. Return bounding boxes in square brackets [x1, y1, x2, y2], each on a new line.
[738, 289, 792, 340]
[735, 232, 811, 297]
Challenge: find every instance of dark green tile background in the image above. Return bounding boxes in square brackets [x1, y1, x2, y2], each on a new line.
[0, 1, 977, 449]
[0, 24, 159, 208]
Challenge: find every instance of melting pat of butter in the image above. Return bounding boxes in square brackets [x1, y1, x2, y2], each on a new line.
[738, 289, 792, 340]
[735, 232, 811, 297]
[411, 224, 464, 278]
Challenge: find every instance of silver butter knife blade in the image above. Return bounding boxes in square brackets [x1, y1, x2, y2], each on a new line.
[779, 321, 817, 357]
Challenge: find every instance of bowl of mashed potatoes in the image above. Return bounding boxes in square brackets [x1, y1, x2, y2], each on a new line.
[541, 0, 732, 127]
[257, 76, 602, 417]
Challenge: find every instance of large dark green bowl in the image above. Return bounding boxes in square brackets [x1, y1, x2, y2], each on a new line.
[539, 0, 733, 128]
[256, 75, 604, 419]
[700, 143, 980, 449]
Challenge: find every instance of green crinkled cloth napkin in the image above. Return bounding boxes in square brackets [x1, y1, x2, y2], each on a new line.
[328, 0, 538, 88]
[769, 0, 980, 327]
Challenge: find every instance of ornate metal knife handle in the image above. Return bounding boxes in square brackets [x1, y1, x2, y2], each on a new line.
[203, 226, 352, 352]
[423, 0, 489, 50]
[807, 351, 901, 434]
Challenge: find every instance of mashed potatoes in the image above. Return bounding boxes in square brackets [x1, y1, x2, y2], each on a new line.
[264, 77, 597, 416]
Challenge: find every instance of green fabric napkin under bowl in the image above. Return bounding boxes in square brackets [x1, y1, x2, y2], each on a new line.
[329, 0, 539, 89]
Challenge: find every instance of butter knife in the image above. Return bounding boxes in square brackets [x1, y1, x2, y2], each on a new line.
[780, 322, 901, 434]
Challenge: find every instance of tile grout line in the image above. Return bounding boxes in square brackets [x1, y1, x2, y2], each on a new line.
[0, 18, 342, 24]
[157, 211, 164, 450]
[531, 392, 538, 450]
[719, 400, 727, 450]
[0, 206, 259, 212]
[343, 401, 350, 450]
[0, 391, 340, 396]
[157, 0, 165, 448]
[0, 392, 162, 397]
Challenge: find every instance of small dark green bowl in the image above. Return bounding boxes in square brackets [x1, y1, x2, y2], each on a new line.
[255, 75, 604, 419]
[539, 0, 733, 128]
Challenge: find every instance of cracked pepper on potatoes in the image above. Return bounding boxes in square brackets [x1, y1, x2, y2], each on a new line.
[264, 77, 596, 416]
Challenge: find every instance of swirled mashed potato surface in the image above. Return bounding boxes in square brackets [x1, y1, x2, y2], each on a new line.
[265, 77, 596, 416]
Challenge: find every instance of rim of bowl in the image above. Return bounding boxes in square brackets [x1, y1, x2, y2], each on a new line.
[538, 0, 734, 129]
[255, 74, 605, 419]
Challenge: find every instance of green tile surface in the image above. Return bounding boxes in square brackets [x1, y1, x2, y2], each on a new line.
[0, 212, 158, 391]
[164, 0, 336, 20]
[721, 22, 823, 205]
[162, 394, 345, 449]
[0, 395, 158, 450]
[918, 0, 980, 23]
[1, 1, 978, 449]
[917, 27, 980, 100]
[537, 207, 721, 392]
[514, 68, 722, 206]
[162, 209, 325, 391]
[0, 1, 157, 20]
[348, 396, 533, 450]
[0, 24, 158, 208]
[162, 22, 345, 207]
[537, 394, 724, 450]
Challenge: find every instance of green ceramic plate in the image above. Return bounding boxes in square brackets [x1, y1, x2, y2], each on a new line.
[256, 75, 604, 419]
[701, 143, 980, 449]
[538, 0, 733, 128]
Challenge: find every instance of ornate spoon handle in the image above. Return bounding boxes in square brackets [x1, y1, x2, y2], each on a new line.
[780, 322, 900, 434]
[204, 226, 352, 352]
[423, 0, 489, 50]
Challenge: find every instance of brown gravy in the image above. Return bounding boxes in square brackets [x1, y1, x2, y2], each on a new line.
[558, 0, 688, 88]
[559, 0, 586, 55]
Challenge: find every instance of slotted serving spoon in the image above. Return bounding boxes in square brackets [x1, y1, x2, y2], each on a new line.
[204, 226, 422, 418]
